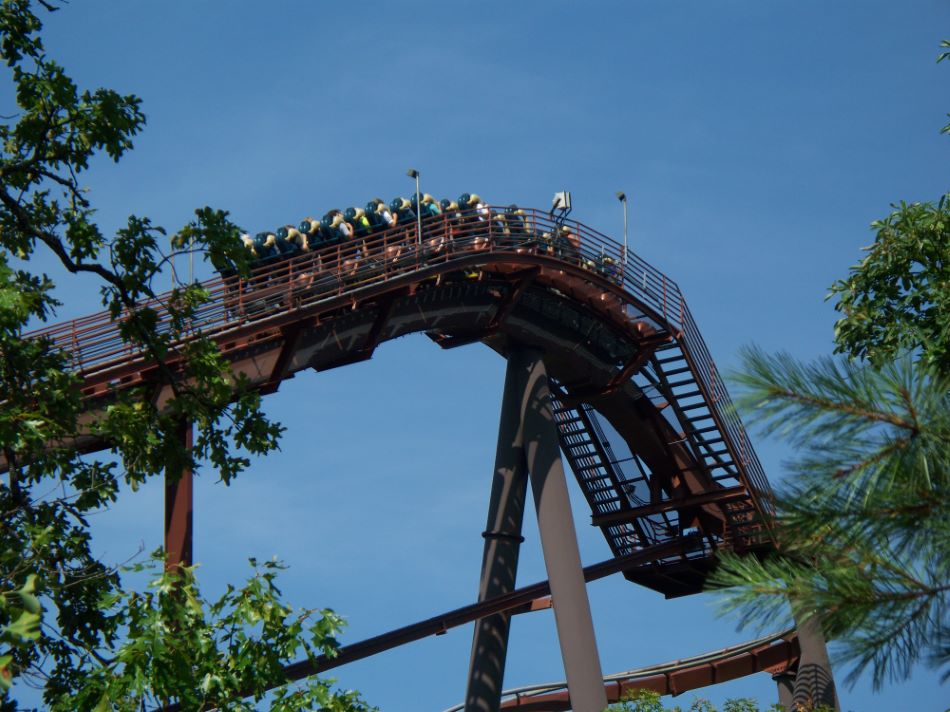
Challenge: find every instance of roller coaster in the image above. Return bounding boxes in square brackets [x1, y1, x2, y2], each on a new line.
[25, 200, 833, 711]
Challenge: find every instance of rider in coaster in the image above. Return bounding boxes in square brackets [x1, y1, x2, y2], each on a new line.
[366, 198, 396, 231]
[275, 225, 304, 256]
[456, 193, 480, 249]
[440, 198, 461, 252]
[390, 197, 417, 263]
[365, 198, 402, 264]
[326, 209, 364, 279]
[299, 217, 325, 249]
[320, 211, 348, 245]
[254, 232, 279, 261]
[555, 225, 581, 262]
[241, 233, 258, 260]
[420, 193, 442, 218]
[465, 193, 490, 250]
[490, 205, 512, 247]
[418, 194, 445, 257]
[345, 207, 372, 237]
[390, 197, 416, 226]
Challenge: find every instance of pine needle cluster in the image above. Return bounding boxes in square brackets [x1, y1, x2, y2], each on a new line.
[710, 351, 950, 688]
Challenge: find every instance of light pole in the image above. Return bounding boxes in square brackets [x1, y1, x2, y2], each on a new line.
[616, 191, 628, 265]
[407, 168, 421, 247]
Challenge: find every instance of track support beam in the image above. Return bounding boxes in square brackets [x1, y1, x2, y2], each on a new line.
[164, 420, 193, 570]
[466, 347, 607, 712]
[790, 614, 838, 711]
[465, 350, 531, 711]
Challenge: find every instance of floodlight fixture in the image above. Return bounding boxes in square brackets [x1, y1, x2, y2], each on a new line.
[551, 190, 572, 213]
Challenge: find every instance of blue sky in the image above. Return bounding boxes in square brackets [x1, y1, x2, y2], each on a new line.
[8, 1, 949, 710]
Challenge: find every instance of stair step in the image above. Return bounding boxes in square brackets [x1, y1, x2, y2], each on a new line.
[666, 378, 697, 389]
[587, 483, 622, 495]
[565, 437, 594, 447]
[693, 435, 725, 446]
[680, 402, 710, 412]
[662, 366, 693, 377]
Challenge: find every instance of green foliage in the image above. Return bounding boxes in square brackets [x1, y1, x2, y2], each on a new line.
[604, 689, 793, 712]
[0, 1, 360, 708]
[829, 195, 950, 373]
[60, 555, 373, 712]
[713, 39, 950, 695]
[711, 350, 950, 688]
[0, 575, 41, 690]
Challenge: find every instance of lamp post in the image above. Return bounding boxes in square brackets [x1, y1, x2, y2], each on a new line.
[615, 191, 628, 265]
[407, 168, 421, 247]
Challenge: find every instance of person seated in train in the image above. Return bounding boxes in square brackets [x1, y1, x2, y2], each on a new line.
[438, 198, 462, 252]
[458, 193, 489, 221]
[440, 198, 460, 219]
[405, 194, 441, 257]
[253, 231, 279, 261]
[275, 225, 305, 256]
[294, 220, 338, 293]
[389, 197, 418, 226]
[505, 205, 530, 241]
[241, 232, 258, 260]
[456, 193, 490, 251]
[593, 253, 620, 284]
[419, 193, 442, 219]
[490, 207, 513, 247]
[320, 210, 348, 245]
[299, 218, 316, 246]
[340, 218, 370, 282]
[365, 198, 395, 231]
[555, 224, 581, 263]
[344, 206, 372, 237]
[537, 229, 555, 256]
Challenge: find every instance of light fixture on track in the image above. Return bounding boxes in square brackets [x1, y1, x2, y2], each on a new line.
[550, 190, 572, 230]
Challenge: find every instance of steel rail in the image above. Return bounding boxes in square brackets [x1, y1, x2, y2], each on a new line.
[441, 628, 798, 712]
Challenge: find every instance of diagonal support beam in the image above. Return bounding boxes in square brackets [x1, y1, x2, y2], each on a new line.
[518, 347, 609, 712]
[559, 332, 672, 408]
[487, 267, 539, 330]
[465, 350, 532, 711]
[156, 539, 694, 712]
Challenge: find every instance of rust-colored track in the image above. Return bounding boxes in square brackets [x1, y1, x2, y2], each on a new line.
[484, 630, 799, 711]
[27, 207, 774, 595]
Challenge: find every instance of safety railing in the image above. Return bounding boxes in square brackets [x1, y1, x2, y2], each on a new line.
[26, 206, 770, 506]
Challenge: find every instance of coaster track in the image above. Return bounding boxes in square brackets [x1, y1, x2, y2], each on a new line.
[27, 206, 774, 595]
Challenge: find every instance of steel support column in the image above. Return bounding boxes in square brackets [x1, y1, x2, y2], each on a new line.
[520, 348, 608, 712]
[791, 615, 838, 711]
[164, 421, 193, 570]
[465, 351, 532, 712]
[772, 671, 795, 711]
